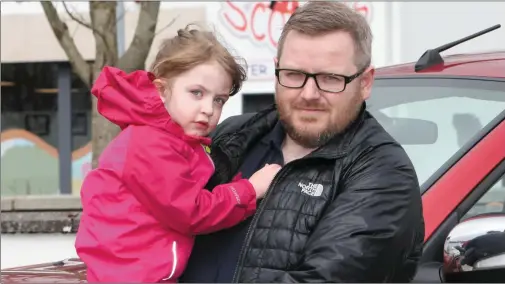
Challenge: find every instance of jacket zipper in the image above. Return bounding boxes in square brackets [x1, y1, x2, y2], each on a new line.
[231, 162, 294, 283]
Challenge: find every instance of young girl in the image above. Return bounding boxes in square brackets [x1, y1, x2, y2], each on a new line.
[75, 26, 281, 283]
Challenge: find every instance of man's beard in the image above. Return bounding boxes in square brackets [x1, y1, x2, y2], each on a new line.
[277, 92, 363, 149]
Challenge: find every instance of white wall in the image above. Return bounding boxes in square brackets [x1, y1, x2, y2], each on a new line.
[393, 2, 505, 64]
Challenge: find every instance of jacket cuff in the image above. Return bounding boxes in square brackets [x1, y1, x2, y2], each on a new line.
[228, 179, 257, 214]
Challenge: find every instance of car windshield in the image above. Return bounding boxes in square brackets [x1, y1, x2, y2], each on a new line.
[368, 77, 505, 188]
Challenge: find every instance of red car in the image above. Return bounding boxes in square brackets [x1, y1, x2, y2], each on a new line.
[2, 26, 504, 283]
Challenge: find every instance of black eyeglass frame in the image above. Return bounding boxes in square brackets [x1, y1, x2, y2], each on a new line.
[274, 66, 368, 93]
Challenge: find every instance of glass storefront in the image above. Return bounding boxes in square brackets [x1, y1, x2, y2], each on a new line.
[1, 62, 91, 196]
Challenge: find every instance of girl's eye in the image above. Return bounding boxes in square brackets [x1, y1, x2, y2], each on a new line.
[214, 98, 226, 106]
[191, 90, 203, 97]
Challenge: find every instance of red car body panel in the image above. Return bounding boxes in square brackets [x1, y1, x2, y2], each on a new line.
[422, 119, 505, 241]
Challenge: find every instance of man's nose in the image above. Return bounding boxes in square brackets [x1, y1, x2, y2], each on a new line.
[300, 77, 321, 100]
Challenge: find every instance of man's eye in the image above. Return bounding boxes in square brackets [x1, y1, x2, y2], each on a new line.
[323, 75, 342, 82]
[286, 72, 304, 78]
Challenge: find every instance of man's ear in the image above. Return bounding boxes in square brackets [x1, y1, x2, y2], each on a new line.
[360, 66, 375, 101]
[273, 57, 278, 66]
[153, 79, 168, 103]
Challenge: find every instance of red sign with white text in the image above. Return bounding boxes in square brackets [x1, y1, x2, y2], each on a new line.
[219, 1, 373, 53]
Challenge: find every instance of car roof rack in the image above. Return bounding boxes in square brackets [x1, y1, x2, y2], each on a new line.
[414, 24, 502, 72]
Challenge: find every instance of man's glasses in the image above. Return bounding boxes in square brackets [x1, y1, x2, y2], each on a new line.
[274, 67, 367, 93]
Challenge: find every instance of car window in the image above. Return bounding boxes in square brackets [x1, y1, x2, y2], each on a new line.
[368, 78, 505, 187]
[462, 172, 505, 220]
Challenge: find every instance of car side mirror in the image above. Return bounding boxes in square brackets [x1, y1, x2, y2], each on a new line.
[443, 214, 505, 282]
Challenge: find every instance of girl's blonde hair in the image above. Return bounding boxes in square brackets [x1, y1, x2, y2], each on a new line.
[150, 24, 247, 96]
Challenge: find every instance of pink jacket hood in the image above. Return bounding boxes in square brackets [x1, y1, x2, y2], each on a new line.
[91, 66, 188, 138]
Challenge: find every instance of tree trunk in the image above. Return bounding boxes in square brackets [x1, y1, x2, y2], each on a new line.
[89, 2, 121, 169]
[90, 72, 120, 169]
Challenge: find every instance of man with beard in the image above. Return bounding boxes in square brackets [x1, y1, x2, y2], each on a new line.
[180, 1, 424, 283]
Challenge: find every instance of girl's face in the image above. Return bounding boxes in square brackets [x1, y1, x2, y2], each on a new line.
[154, 61, 232, 137]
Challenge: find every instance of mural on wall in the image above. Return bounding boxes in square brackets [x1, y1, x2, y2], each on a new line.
[1, 129, 91, 196]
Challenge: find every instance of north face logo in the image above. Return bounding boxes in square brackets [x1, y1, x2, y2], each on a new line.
[298, 182, 324, 197]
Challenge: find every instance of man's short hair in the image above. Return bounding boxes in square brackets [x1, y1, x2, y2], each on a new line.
[277, 1, 373, 70]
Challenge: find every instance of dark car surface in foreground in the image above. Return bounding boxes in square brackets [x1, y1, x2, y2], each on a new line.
[2, 25, 505, 283]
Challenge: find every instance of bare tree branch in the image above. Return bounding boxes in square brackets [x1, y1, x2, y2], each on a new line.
[62, 2, 93, 30]
[117, 1, 161, 72]
[40, 1, 91, 87]
[62, 2, 115, 62]
[155, 14, 179, 36]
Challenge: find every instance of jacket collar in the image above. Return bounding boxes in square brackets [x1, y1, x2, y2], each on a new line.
[260, 121, 285, 151]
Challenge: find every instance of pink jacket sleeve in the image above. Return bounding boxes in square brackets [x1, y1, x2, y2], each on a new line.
[123, 127, 257, 235]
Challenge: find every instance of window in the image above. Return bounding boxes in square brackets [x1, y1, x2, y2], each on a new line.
[70, 69, 92, 150]
[463, 172, 505, 220]
[368, 78, 505, 186]
[1, 62, 92, 150]
[1, 62, 59, 146]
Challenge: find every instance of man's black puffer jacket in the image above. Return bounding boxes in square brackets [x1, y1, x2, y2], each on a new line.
[205, 104, 425, 283]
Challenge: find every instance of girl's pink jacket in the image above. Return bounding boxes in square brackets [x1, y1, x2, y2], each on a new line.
[75, 66, 257, 283]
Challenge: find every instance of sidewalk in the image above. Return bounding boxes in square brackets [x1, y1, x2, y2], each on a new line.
[1, 196, 82, 234]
